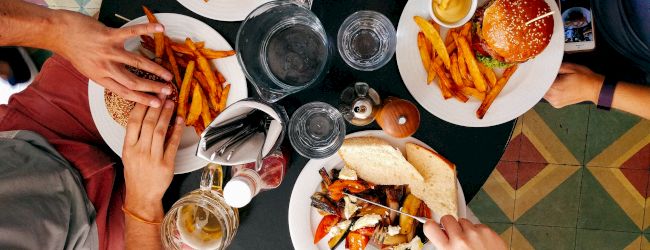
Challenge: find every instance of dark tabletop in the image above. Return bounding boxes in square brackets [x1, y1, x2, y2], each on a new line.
[99, 0, 516, 249]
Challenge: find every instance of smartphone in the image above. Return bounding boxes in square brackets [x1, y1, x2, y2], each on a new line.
[560, 0, 596, 52]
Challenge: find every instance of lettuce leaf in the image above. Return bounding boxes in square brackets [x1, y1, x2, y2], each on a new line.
[476, 55, 512, 69]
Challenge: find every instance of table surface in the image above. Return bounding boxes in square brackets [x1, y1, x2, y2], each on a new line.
[98, 0, 515, 249]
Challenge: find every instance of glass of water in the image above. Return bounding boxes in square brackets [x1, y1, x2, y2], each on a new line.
[337, 11, 396, 71]
[289, 102, 346, 159]
[236, 1, 330, 103]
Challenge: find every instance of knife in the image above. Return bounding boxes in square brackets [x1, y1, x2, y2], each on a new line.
[343, 192, 428, 224]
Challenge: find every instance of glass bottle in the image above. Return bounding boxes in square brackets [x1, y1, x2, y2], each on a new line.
[223, 149, 289, 208]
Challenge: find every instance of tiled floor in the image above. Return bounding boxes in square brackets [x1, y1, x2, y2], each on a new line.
[469, 102, 650, 250]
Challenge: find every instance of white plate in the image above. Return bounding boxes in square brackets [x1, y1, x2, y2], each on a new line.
[88, 13, 247, 174]
[177, 0, 270, 22]
[288, 130, 467, 250]
[396, 0, 564, 127]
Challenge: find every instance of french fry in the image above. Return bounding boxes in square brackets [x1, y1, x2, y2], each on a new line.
[417, 32, 431, 74]
[449, 54, 464, 88]
[194, 71, 220, 110]
[457, 48, 471, 82]
[461, 87, 486, 101]
[186, 84, 203, 125]
[414, 16, 450, 69]
[186, 38, 220, 110]
[193, 117, 205, 136]
[477, 65, 518, 119]
[218, 84, 230, 112]
[452, 88, 469, 103]
[455, 34, 487, 92]
[177, 61, 195, 119]
[196, 41, 205, 49]
[170, 43, 193, 55]
[216, 71, 226, 85]
[431, 62, 453, 99]
[460, 22, 472, 37]
[200, 49, 236, 59]
[142, 6, 164, 58]
[200, 89, 212, 128]
[445, 30, 455, 46]
[164, 37, 182, 88]
[478, 62, 497, 88]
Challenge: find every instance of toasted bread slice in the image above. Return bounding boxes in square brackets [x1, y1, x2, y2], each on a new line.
[406, 142, 458, 218]
[338, 137, 424, 185]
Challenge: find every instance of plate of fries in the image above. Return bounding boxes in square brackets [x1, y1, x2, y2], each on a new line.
[396, 0, 563, 127]
[88, 11, 247, 174]
[176, 0, 270, 22]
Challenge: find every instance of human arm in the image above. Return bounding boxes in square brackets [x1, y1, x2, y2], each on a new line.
[423, 215, 507, 250]
[544, 63, 650, 119]
[121, 100, 183, 250]
[0, 0, 172, 107]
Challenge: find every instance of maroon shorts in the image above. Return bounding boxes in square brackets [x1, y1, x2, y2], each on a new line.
[0, 55, 124, 250]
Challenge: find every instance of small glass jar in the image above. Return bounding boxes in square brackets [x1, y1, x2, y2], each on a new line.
[162, 164, 239, 250]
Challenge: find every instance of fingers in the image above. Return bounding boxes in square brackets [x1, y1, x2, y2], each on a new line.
[115, 23, 164, 40]
[117, 51, 172, 81]
[458, 218, 476, 231]
[124, 103, 148, 146]
[423, 220, 449, 248]
[151, 100, 175, 159]
[164, 117, 184, 164]
[138, 99, 165, 148]
[99, 77, 162, 107]
[114, 67, 172, 96]
[440, 215, 462, 239]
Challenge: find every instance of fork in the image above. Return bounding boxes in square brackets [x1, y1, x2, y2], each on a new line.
[366, 225, 387, 250]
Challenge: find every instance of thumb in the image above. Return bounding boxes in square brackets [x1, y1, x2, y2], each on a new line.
[423, 220, 448, 248]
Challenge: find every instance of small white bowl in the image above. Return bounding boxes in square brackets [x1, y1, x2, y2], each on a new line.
[428, 0, 478, 28]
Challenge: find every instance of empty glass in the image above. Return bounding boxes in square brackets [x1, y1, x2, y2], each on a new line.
[337, 11, 396, 71]
[236, 1, 330, 103]
[289, 102, 346, 159]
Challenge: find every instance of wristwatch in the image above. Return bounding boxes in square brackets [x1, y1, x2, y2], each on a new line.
[596, 76, 618, 110]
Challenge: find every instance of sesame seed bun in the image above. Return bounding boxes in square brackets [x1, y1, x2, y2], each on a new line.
[481, 0, 554, 63]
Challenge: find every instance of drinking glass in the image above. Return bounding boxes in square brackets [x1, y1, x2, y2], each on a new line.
[236, 1, 330, 103]
[289, 102, 346, 159]
[337, 11, 396, 71]
[162, 164, 239, 250]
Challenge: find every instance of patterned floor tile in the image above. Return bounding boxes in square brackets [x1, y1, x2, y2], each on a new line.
[643, 234, 650, 250]
[501, 118, 523, 162]
[520, 103, 586, 165]
[469, 161, 517, 223]
[576, 229, 641, 250]
[511, 224, 576, 250]
[585, 107, 649, 167]
[578, 167, 647, 232]
[514, 164, 581, 227]
[485, 222, 513, 248]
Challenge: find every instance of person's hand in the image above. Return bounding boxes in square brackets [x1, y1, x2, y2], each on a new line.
[122, 100, 183, 220]
[53, 11, 173, 107]
[424, 215, 507, 250]
[544, 62, 604, 108]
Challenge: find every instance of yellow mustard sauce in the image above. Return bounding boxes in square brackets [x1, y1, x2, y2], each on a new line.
[433, 0, 471, 24]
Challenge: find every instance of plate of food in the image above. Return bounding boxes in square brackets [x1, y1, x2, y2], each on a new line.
[288, 130, 466, 250]
[88, 10, 247, 174]
[176, 0, 270, 22]
[396, 0, 564, 127]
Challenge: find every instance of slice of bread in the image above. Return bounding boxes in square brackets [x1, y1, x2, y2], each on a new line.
[405, 142, 458, 218]
[338, 137, 424, 185]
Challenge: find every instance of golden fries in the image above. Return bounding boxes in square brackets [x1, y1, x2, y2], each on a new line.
[186, 38, 221, 110]
[449, 54, 464, 88]
[431, 62, 453, 99]
[477, 65, 518, 119]
[417, 32, 432, 73]
[414, 16, 450, 69]
[177, 61, 195, 119]
[186, 83, 203, 125]
[461, 87, 486, 101]
[218, 84, 230, 112]
[200, 89, 212, 128]
[478, 62, 497, 88]
[164, 37, 182, 88]
[142, 6, 164, 58]
[200, 49, 236, 59]
[456, 35, 487, 92]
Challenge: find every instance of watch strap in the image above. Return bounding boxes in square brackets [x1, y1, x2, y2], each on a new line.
[597, 76, 618, 110]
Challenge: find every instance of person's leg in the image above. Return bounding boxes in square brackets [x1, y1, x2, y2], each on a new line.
[0, 54, 123, 250]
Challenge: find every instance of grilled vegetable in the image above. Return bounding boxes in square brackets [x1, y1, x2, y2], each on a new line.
[358, 205, 388, 217]
[385, 187, 401, 224]
[314, 215, 339, 244]
[399, 194, 422, 235]
[328, 220, 351, 249]
[383, 234, 408, 246]
[346, 232, 369, 250]
[327, 180, 370, 201]
[311, 193, 338, 215]
[354, 227, 375, 237]
[319, 167, 333, 187]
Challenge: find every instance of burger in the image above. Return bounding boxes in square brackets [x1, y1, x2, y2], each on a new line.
[104, 65, 178, 127]
[472, 0, 554, 68]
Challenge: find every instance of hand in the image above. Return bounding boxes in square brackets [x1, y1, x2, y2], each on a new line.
[122, 100, 183, 219]
[544, 62, 604, 108]
[53, 11, 173, 107]
[424, 215, 507, 250]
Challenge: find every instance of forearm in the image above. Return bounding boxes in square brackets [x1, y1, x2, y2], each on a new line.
[611, 82, 650, 120]
[124, 195, 165, 250]
[0, 0, 68, 52]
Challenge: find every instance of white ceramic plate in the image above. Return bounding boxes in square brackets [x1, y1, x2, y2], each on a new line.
[396, 0, 564, 127]
[88, 13, 247, 174]
[288, 130, 467, 250]
[176, 0, 270, 21]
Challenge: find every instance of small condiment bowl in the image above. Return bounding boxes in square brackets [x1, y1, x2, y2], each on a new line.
[428, 0, 478, 28]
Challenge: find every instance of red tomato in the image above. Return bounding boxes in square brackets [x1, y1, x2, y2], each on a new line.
[327, 180, 369, 201]
[354, 227, 376, 237]
[314, 215, 340, 244]
[346, 232, 369, 250]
